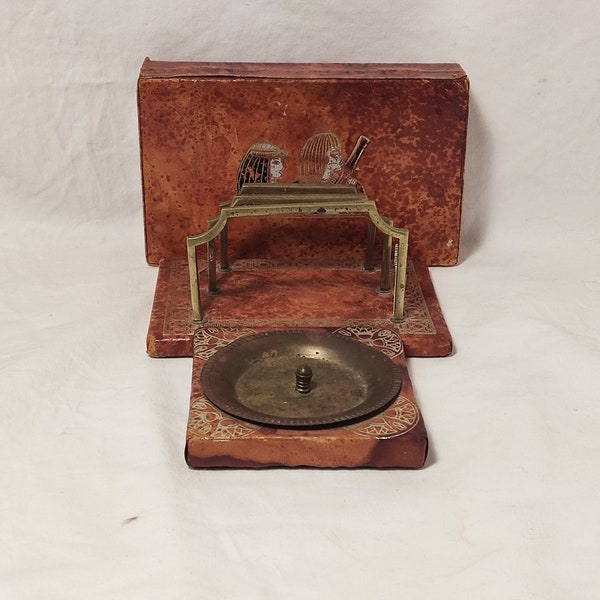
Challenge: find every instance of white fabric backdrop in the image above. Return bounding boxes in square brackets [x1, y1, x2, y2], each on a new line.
[1, 1, 599, 598]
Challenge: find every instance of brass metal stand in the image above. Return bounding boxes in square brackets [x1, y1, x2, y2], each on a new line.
[187, 184, 409, 323]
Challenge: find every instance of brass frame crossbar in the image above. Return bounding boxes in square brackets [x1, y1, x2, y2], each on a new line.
[186, 184, 409, 323]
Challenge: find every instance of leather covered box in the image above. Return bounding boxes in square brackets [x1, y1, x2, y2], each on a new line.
[138, 60, 469, 469]
[137, 61, 469, 358]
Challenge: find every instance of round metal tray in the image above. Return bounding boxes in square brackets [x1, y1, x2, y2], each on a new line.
[200, 330, 402, 428]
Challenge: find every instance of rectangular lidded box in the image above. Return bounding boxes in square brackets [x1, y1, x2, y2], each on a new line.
[138, 60, 469, 267]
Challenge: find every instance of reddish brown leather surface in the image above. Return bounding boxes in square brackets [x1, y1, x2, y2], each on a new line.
[146, 259, 452, 359]
[138, 60, 468, 267]
[185, 326, 428, 469]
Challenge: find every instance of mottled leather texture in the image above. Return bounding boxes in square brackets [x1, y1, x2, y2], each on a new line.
[146, 258, 452, 358]
[138, 60, 469, 267]
[137, 62, 465, 468]
[185, 325, 428, 469]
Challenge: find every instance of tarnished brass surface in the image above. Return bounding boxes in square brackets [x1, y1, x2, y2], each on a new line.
[187, 183, 409, 323]
[200, 330, 402, 428]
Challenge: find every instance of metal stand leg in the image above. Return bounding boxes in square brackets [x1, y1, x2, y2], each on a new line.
[378, 217, 392, 293]
[391, 232, 409, 322]
[364, 221, 376, 271]
[207, 237, 219, 295]
[219, 224, 231, 271]
[188, 244, 204, 323]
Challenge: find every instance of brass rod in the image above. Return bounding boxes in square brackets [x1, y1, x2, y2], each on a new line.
[207, 237, 218, 294]
[206, 218, 219, 294]
[379, 217, 393, 292]
[219, 223, 230, 271]
[391, 230, 409, 322]
[238, 183, 358, 196]
[364, 221, 376, 272]
[187, 242, 203, 322]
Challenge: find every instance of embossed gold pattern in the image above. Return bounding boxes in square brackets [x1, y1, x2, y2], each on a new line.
[187, 326, 420, 441]
[346, 396, 419, 439]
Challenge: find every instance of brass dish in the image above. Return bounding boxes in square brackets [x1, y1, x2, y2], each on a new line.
[200, 330, 402, 428]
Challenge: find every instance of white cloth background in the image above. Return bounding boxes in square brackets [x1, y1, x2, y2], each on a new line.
[1, 1, 599, 598]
